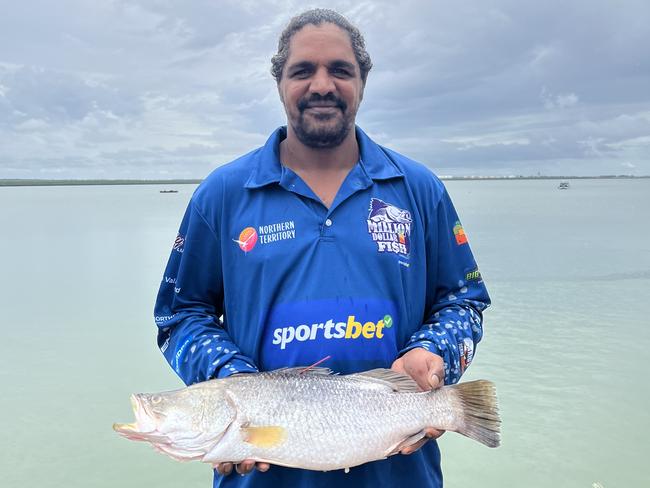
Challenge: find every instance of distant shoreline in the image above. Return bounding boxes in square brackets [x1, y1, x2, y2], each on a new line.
[0, 179, 203, 187]
[1, 175, 648, 187]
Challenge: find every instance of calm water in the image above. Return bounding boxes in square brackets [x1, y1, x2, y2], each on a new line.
[1, 179, 648, 488]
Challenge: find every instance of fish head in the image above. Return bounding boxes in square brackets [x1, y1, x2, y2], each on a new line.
[114, 384, 236, 460]
[385, 205, 412, 224]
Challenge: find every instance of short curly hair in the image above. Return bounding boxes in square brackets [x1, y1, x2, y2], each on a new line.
[271, 8, 373, 85]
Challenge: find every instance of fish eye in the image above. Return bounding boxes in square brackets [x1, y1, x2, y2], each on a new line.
[151, 395, 162, 404]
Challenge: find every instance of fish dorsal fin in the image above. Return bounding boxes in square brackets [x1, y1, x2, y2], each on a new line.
[347, 368, 420, 393]
[270, 366, 334, 376]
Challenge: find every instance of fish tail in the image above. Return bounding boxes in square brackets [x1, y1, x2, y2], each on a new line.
[446, 380, 501, 447]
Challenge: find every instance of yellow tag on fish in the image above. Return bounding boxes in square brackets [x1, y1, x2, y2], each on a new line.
[242, 426, 286, 448]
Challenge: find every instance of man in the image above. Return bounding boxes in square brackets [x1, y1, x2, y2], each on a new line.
[154, 8, 489, 488]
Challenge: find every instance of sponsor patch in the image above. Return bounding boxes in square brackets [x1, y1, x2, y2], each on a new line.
[234, 221, 296, 253]
[465, 268, 482, 282]
[459, 338, 474, 373]
[257, 221, 296, 245]
[260, 299, 398, 373]
[366, 198, 413, 256]
[155, 314, 176, 324]
[173, 233, 185, 253]
[271, 314, 392, 351]
[234, 227, 258, 252]
[453, 221, 468, 245]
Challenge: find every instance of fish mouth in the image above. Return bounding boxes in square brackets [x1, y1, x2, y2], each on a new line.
[113, 394, 141, 434]
[113, 394, 168, 443]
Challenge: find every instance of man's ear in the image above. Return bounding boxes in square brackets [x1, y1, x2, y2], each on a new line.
[277, 82, 284, 104]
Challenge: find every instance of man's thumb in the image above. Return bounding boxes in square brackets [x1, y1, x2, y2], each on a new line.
[428, 373, 441, 390]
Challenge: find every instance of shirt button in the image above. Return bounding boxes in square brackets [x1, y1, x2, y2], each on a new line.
[325, 219, 333, 227]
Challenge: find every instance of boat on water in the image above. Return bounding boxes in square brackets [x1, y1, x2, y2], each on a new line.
[159, 190, 179, 193]
[558, 181, 570, 190]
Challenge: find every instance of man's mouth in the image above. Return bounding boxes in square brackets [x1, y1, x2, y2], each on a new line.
[305, 105, 340, 114]
[298, 96, 347, 114]
[306, 101, 338, 108]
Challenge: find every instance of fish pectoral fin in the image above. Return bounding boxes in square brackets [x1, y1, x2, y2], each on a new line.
[387, 430, 428, 456]
[242, 426, 287, 448]
[113, 422, 138, 433]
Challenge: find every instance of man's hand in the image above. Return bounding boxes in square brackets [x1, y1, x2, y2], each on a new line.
[215, 460, 270, 476]
[391, 347, 446, 454]
[392, 347, 445, 391]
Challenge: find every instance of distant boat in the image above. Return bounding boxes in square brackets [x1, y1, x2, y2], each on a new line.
[159, 190, 178, 193]
[558, 181, 570, 190]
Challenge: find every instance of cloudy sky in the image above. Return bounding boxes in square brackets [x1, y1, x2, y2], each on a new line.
[1, 0, 649, 178]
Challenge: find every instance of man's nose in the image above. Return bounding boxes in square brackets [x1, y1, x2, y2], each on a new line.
[308, 67, 336, 96]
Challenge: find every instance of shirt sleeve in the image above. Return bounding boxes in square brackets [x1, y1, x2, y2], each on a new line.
[154, 199, 258, 386]
[399, 188, 490, 385]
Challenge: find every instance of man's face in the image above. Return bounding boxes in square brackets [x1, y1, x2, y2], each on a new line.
[278, 23, 364, 149]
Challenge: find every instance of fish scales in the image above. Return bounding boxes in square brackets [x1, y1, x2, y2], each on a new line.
[218, 372, 433, 469]
[114, 368, 500, 472]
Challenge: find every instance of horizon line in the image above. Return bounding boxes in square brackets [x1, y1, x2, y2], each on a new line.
[1, 174, 649, 187]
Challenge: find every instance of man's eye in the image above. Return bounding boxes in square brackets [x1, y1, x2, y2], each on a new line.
[292, 69, 310, 78]
[332, 68, 351, 77]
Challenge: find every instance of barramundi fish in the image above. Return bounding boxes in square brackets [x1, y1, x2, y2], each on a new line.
[113, 367, 500, 471]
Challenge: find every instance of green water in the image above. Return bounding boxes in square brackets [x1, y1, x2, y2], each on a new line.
[1, 179, 648, 488]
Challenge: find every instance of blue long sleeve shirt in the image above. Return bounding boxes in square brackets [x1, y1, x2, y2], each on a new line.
[154, 126, 490, 488]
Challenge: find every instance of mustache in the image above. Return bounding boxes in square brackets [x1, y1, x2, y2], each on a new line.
[298, 94, 347, 112]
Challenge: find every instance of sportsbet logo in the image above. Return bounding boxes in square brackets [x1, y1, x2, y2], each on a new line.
[272, 314, 393, 350]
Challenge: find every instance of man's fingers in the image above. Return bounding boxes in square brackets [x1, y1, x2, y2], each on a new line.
[400, 429, 446, 455]
[400, 437, 428, 455]
[256, 462, 271, 473]
[216, 462, 233, 475]
[390, 358, 405, 373]
[428, 372, 442, 390]
[393, 351, 444, 391]
[410, 364, 435, 391]
[235, 460, 256, 475]
[424, 427, 445, 440]
[425, 353, 445, 390]
[395, 357, 429, 390]
[216, 460, 269, 476]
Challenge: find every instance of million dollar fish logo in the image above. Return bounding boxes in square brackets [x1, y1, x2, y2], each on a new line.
[366, 198, 413, 256]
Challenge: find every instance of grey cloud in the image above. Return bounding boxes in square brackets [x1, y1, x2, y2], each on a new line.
[1, 0, 649, 178]
[0, 65, 142, 124]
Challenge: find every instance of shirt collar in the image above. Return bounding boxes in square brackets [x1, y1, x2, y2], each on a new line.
[244, 125, 403, 189]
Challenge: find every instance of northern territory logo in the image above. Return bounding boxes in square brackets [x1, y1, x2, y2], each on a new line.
[233, 221, 296, 253]
[367, 198, 412, 256]
[233, 227, 258, 252]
